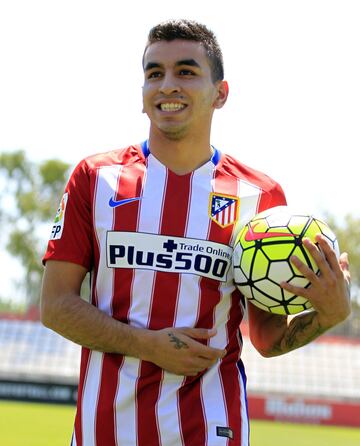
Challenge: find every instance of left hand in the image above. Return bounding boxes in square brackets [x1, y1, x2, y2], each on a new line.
[281, 234, 351, 330]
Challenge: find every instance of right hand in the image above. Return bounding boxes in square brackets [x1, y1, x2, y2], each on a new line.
[142, 327, 226, 376]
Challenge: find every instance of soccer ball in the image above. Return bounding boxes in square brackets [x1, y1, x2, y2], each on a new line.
[233, 206, 339, 315]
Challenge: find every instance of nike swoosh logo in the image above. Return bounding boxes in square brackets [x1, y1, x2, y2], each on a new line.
[244, 222, 298, 242]
[109, 197, 142, 208]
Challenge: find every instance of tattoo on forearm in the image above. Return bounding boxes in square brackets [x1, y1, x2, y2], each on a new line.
[272, 312, 327, 355]
[168, 333, 189, 350]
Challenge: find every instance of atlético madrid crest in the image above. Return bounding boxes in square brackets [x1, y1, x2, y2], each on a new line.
[209, 192, 239, 228]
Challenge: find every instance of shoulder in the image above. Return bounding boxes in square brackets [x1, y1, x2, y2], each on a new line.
[78, 143, 145, 172]
[218, 152, 282, 192]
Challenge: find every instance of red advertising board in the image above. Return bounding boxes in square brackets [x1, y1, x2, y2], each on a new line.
[248, 394, 360, 428]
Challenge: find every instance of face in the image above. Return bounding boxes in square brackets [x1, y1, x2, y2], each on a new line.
[142, 39, 228, 140]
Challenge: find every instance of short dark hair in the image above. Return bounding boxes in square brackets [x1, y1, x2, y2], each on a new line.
[143, 19, 224, 83]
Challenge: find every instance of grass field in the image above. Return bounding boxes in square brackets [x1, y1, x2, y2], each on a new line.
[0, 401, 75, 446]
[1, 400, 360, 445]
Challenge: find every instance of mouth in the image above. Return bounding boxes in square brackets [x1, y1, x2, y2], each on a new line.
[157, 102, 187, 112]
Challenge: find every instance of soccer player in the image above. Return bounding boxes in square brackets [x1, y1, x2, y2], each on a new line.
[40, 19, 351, 446]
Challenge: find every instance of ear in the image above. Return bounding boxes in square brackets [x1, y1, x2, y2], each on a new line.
[213, 80, 229, 109]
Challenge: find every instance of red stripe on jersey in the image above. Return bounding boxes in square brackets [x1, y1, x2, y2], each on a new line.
[178, 376, 206, 445]
[95, 161, 146, 446]
[136, 171, 192, 446]
[150, 171, 192, 329]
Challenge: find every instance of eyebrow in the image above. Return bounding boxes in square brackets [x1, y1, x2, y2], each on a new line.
[144, 59, 201, 72]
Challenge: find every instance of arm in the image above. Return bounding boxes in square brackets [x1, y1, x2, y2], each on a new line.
[40, 260, 226, 375]
[248, 235, 351, 357]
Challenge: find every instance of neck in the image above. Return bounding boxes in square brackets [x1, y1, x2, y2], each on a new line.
[147, 131, 213, 175]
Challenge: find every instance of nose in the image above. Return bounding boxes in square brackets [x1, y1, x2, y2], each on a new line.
[159, 73, 181, 95]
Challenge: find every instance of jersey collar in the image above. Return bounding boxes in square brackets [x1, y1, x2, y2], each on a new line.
[141, 140, 221, 167]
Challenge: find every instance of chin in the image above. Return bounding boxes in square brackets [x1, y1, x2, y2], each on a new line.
[159, 125, 188, 141]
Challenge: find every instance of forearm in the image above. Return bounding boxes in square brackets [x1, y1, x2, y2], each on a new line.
[41, 292, 148, 357]
[41, 292, 226, 376]
[261, 311, 328, 357]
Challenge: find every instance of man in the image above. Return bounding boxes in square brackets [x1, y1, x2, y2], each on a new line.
[41, 19, 351, 446]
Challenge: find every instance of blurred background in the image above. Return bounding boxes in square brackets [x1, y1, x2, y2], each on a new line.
[0, 0, 359, 444]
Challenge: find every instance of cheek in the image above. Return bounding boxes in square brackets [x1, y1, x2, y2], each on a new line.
[193, 82, 218, 106]
[197, 90, 217, 111]
[142, 88, 152, 114]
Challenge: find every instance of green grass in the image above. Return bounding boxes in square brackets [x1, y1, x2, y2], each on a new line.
[251, 419, 360, 446]
[0, 401, 75, 446]
[1, 401, 360, 445]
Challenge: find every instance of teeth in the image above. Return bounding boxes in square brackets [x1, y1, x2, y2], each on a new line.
[160, 103, 185, 112]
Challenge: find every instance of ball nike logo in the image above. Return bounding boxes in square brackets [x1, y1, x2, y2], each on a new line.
[244, 222, 298, 242]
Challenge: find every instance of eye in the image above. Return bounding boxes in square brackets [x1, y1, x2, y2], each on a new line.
[147, 71, 163, 80]
[179, 68, 196, 76]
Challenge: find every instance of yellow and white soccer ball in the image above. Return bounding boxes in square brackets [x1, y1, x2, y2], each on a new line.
[233, 206, 339, 315]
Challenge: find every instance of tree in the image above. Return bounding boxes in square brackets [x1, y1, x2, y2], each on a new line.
[326, 214, 360, 288]
[0, 151, 70, 304]
[325, 213, 360, 337]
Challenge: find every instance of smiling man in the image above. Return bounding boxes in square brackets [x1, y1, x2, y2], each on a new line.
[41, 19, 351, 446]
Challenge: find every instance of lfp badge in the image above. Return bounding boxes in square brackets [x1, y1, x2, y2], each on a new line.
[50, 192, 68, 240]
[209, 193, 239, 228]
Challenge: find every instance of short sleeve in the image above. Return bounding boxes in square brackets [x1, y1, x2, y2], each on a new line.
[269, 181, 287, 208]
[43, 159, 93, 270]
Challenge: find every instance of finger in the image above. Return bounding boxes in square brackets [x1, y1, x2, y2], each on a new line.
[184, 355, 222, 376]
[193, 356, 219, 369]
[191, 341, 226, 360]
[314, 234, 340, 271]
[198, 348, 226, 361]
[280, 279, 311, 299]
[290, 253, 319, 283]
[179, 327, 217, 340]
[302, 237, 331, 276]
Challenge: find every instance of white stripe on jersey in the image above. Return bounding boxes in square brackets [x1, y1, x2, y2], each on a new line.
[136, 154, 166, 235]
[94, 165, 121, 313]
[231, 179, 262, 245]
[156, 374, 185, 446]
[201, 365, 229, 445]
[115, 357, 141, 446]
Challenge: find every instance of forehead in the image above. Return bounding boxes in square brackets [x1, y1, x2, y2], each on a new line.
[143, 39, 210, 69]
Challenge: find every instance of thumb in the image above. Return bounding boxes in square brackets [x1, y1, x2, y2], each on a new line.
[339, 252, 349, 270]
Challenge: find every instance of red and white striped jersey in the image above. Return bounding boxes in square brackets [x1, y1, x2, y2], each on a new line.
[44, 141, 286, 446]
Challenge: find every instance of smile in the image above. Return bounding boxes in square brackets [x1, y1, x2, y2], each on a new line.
[158, 103, 186, 112]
